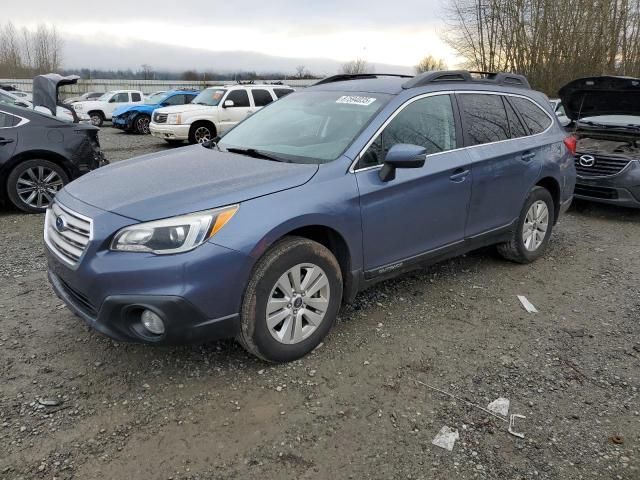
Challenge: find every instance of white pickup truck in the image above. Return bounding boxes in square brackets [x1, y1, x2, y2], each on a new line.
[72, 90, 144, 126]
[149, 84, 294, 144]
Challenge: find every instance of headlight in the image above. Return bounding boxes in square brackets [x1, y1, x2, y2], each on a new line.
[110, 205, 239, 254]
[167, 113, 182, 124]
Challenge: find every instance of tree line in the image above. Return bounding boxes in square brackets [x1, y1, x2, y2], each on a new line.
[0, 22, 62, 77]
[445, 0, 640, 95]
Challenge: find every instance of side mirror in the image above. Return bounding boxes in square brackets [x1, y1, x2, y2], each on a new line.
[379, 144, 427, 182]
[223, 99, 235, 108]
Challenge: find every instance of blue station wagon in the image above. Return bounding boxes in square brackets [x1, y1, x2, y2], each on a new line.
[45, 71, 576, 362]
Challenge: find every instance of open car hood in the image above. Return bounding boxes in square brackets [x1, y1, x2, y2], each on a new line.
[559, 76, 640, 120]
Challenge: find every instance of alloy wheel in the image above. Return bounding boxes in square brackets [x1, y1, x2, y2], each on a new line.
[16, 166, 63, 209]
[136, 116, 150, 134]
[523, 200, 549, 251]
[266, 263, 331, 344]
[194, 126, 212, 143]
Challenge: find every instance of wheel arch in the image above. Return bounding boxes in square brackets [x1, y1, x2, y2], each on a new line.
[535, 176, 561, 224]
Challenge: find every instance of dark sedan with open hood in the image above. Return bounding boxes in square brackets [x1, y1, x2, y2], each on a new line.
[559, 76, 640, 208]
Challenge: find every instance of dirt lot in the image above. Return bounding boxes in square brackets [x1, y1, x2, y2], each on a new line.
[0, 126, 639, 479]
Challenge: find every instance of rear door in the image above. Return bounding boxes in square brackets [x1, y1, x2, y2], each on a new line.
[458, 93, 546, 237]
[218, 89, 252, 133]
[0, 110, 20, 169]
[355, 93, 472, 273]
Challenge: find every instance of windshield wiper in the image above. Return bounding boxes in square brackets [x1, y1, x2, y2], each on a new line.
[225, 147, 288, 162]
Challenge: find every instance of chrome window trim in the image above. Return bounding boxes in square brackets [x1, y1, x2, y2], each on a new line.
[350, 90, 555, 173]
[0, 108, 29, 129]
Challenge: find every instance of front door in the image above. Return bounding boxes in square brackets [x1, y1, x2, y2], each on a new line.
[218, 89, 252, 133]
[355, 94, 472, 274]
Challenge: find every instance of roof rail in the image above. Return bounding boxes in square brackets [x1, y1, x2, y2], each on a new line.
[402, 70, 531, 89]
[313, 73, 413, 86]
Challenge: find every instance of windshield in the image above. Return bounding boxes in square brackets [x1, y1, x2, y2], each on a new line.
[97, 91, 115, 101]
[145, 92, 167, 104]
[219, 90, 389, 163]
[192, 88, 226, 106]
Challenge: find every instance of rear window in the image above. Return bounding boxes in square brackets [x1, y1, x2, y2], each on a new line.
[251, 89, 274, 107]
[510, 97, 552, 135]
[504, 98, 528, 138]
[274, 88, 294, 99]
[0, 111, 19, 127]
[458, 93, 510, 145]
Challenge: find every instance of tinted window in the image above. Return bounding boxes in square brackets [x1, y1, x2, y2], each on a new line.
[164, 94, 185, 106]
[251, 89, 274, 107]
[131, 92, 142, 102]
[511, 97, 552, 134]
[226, 90, 250, 107]
[274, 88, 294, 99]
[0, 112, 19, 128]
[504, 98, 528, 138]
[459, 94, 510, 145]
[359, 94, 457, 168]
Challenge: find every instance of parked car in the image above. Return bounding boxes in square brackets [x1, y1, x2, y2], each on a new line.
[559, 75, 640, 208]
[64, 92, 104, 104]
[9, 90, 33, 103]
[112, 90, 199, 134]
[0, 84, 18, 92]
[45, 71, 575, 362]
[0, 82, 87, 123]
[549, 99, 571, 127]
[72, 90, 144, 127]
[0, 103, 106, 213]
[149, 84, 294, 144]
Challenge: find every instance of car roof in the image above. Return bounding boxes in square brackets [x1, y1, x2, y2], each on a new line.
[205, 84, 293, 91]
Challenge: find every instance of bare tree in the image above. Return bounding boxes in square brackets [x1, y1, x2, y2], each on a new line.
[415, 55, 448, 73]
[295, 65, 307, 78]
[340, 58, 371, 75]
[140, 64, 154, 80]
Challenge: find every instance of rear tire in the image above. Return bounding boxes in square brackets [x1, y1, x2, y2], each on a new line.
[497, 186, 555, 264]
[238, 237, 343, 363]
[134, 114, 151, 134]
[88, 111, 104, 127]
[7, 159, 69, 213]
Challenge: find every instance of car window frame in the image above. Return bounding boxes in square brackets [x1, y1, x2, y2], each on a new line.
[223, 89, 251, 108]
[351, 90, 555, 173]
[507, 95, 554, 136]
[0, 108, 29, 128]
[250, 88, 276, 108]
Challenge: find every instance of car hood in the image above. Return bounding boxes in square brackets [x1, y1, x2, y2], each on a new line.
[63, 145, 319, 221]
[559, 76, 640, 120]
[113, 104, 155, 116]
[154, 104, 215, 115]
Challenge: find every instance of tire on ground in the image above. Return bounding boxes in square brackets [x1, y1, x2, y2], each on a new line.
[6, 159, 69, 213]
[238, 236, 343, 363]
[88, 111, 104, 127]
[188, 122, 215, 144]
[497, 186, 555, 264]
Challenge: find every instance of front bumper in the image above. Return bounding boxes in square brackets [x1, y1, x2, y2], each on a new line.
[574, 160, 640, 208]
[149, 122, 190, 140]
[45, 192, 253, 344]
[111, 115, 133, 130]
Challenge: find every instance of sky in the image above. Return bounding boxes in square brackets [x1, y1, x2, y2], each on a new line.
[8, 0, 458, 74]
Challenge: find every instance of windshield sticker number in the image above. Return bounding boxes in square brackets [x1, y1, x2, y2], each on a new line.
[336, 96, 376, 106]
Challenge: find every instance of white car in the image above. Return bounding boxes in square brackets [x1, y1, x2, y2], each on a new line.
[0, 89, 89, 123]
[9, 90, 33, 102]
[149, 84, 294, 144]
[72, 90, 144, 126]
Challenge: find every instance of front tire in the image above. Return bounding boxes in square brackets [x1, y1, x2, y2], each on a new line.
[134, 114, 151, 134]
[188, 122, 215, 144]
[7, 159, 69, 213]
[497, 186, 555, 264]
[88, 111, 104, 127]
[238, 237, 343, 363]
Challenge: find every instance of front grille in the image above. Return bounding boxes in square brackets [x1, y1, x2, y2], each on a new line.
[44, 202, 92, 266]
[575, 154, 630, 177]
[57, 275, 97, 317]
[154, 113, 167, 123]
[574, 184, 619, 199]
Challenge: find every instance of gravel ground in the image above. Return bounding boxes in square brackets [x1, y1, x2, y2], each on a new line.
[0, 126, 638, 479]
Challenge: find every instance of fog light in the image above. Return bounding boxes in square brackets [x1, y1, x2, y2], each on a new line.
[141, 309, 165, 335]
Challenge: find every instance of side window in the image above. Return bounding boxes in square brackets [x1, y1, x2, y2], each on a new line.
[225, 90, 250, 107]
[186, 93, 197, 103]
[0, 112, 19, 128]
[131, 92, 142, 102]
[359, 94, 457, 169]
[504, 98, 528, 138]
[251, 89, 274, 107]
[111, 92, 129, 103]
[458, 93, 510, 145]
[274, 88, 294, 99]
[164, 94, 184, 106]
[510, 97, 552, 134]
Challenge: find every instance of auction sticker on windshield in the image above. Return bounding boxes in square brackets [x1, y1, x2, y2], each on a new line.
[336, 95, 377, 106]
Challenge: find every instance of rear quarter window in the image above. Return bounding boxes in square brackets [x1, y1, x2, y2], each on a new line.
[0, 111, 19, 128]
[458, 93, 510, 145]
[510, 97, 552, 135]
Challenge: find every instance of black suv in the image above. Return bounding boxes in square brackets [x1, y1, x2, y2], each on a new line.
[560, 76, 640, 208]
[0, 104, 106, 213]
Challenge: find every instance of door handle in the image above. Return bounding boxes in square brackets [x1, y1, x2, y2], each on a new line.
[449, 168, 470, 182]
[521, 151, 536, 161]
[0, 137, 14, 145]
